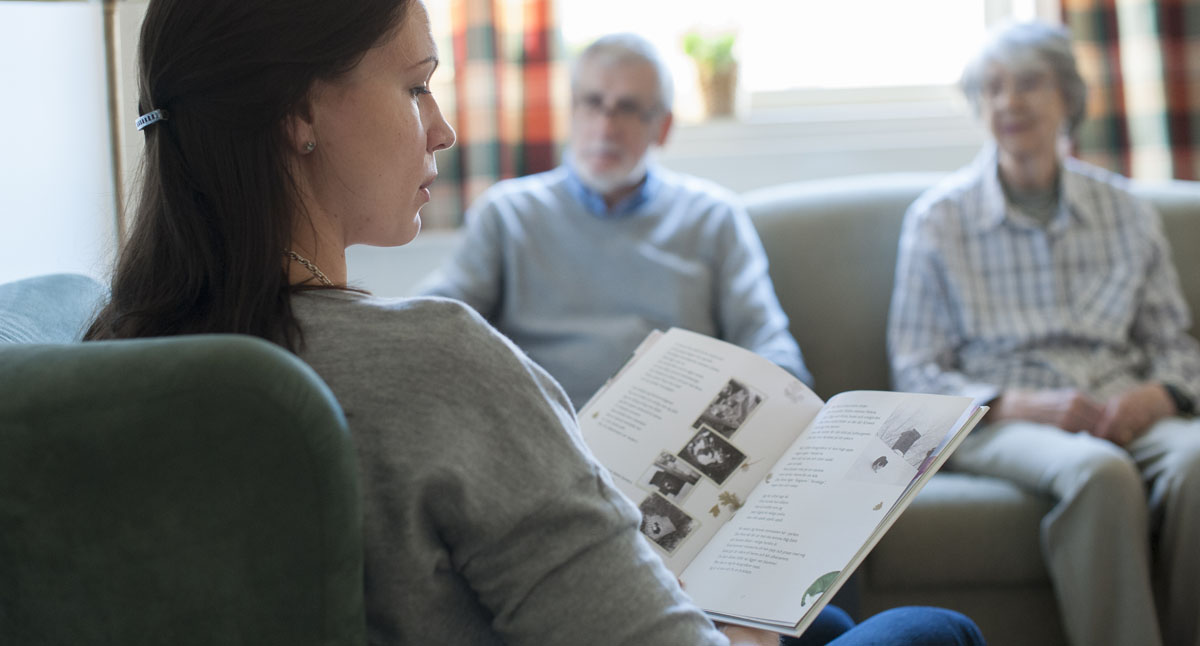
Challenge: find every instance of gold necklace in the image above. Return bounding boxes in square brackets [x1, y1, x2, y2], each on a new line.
[286, 250, 334, 287]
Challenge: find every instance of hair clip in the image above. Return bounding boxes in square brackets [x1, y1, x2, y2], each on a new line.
[135, 108, 169, 131]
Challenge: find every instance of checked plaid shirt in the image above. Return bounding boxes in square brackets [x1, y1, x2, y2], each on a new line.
[887, 145, 1200, 407]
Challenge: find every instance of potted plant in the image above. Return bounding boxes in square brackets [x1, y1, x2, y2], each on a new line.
[683, 30, 738, 119]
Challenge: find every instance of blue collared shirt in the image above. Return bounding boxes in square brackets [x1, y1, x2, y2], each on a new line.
[563, 159, 662, 218]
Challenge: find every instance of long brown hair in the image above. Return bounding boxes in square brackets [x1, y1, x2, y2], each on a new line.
[86, 0, 409, 349]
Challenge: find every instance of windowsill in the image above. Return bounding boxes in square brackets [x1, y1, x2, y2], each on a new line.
[676, 84, 973, 125]
[659, 85, 987, 193]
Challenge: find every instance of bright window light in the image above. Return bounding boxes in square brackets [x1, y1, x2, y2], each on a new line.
[557, 0, 1034, 93]
[737, 1, 987, 90]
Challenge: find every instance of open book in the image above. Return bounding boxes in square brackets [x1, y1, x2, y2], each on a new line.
[578, 328, 985, 636]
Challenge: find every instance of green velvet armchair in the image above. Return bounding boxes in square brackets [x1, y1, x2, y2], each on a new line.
[0, 274, 366, 646]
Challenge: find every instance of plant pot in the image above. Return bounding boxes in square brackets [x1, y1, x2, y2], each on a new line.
[697, 63, 737, 119]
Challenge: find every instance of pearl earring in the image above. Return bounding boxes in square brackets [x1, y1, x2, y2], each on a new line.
[304, 141, 316, 153]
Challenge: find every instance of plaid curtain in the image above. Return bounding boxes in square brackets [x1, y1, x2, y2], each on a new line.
[1063, 0, 1200, 181]
[423, 0, 566, 228]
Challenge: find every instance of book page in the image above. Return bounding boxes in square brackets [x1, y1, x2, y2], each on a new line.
[679, 390, 977, 630]
[578, 328, 823, 573]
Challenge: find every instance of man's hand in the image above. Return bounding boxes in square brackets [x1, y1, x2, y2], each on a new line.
[989, 388, 1105, 432]
[1092, 382, 1176, 447]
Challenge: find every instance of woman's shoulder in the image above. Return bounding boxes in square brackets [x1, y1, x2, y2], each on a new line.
[291, 291, 585, 498]
[1062, 155, 1142, 206]
[1063, 155, 1131, 189]
[294, 291, 509, 357]
[292, 291, 571, 406]
[912, 160, 989, 215]
[1061, 156, 1159, 229]
[295, 290, 475, 329]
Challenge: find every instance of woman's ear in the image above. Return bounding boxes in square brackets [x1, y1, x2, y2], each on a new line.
[285, 97, 318, 155]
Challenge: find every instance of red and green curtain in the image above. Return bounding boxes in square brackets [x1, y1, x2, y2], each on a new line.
[1064, 0, 1200, 181]
[424, 0, 566, 228]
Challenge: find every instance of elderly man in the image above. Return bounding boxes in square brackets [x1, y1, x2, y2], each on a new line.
[420, 33, 811, 409]
[888, 22, 1200, 646]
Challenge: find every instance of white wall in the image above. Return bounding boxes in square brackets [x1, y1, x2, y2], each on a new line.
[113, 1, 149, 224]
[0, 2, 119, 285]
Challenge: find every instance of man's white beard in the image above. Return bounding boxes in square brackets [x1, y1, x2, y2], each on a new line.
[571, 148, 653, 196]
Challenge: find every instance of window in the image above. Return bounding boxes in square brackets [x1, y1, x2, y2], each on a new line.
[553, 0, 1060, 191]
[558, 0, 1054, 121]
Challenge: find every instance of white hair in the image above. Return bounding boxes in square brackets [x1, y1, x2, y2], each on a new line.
[960, 21, 1088, 135]
[572, 32, 674, 112]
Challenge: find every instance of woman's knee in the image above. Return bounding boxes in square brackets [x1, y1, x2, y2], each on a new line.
[781, 605, 855, 646]
[829, 606, 985, 646]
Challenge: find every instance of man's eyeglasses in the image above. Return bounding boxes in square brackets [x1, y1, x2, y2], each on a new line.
[573, 93, 663, 124]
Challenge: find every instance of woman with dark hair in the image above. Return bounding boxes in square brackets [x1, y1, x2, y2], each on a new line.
[89, 1, 986, 644]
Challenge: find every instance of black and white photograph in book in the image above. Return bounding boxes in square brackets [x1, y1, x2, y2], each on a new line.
[638, 451, 703, 503]
[846, 397, 967, 486]
[637, 492, 698, 554]
[876, 400, 965, 469]
[692, 378, 765, 438]
[678, 428, 746, 485]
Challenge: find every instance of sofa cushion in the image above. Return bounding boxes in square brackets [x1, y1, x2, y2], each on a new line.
[0, 273, 106, 344]
[867, 473, 1053, 588]
[744, 173, 946, 400]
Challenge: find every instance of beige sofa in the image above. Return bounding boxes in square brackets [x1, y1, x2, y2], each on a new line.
[743, 172, 1200, 646]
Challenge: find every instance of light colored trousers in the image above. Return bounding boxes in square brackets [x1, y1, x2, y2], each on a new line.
[949, 417, 1200, 646]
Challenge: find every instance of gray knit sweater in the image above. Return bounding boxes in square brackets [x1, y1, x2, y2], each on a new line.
[292, 290, 725, 645]
[419, 164, 811, 408]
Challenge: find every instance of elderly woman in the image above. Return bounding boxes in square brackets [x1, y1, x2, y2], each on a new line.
[888, 21, 1200, 646]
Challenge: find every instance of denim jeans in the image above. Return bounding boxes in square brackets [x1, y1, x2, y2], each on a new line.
[780, 605, 986, 646]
